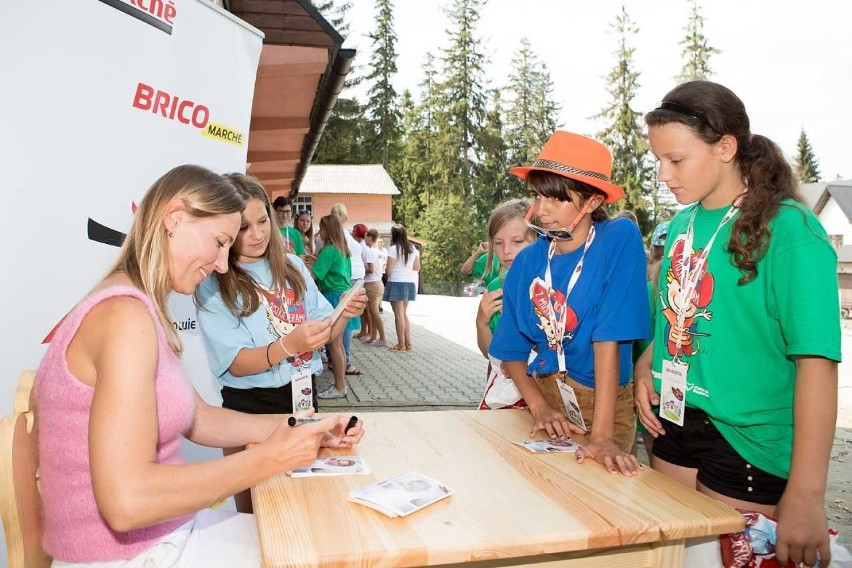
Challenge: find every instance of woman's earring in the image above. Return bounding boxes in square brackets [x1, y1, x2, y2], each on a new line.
[168, 230, 174, 238]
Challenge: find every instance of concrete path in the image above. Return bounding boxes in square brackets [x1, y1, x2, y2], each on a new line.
[318, 295, 852, 545]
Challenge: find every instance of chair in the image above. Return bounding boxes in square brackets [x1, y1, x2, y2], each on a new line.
[0, 371, 50, 567]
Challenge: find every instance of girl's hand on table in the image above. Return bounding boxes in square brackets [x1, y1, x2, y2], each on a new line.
[576, 437, 642, 477]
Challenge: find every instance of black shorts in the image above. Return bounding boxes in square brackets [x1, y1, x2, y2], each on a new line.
[652, 406, 787, 505]
[221, 375, 318, 415]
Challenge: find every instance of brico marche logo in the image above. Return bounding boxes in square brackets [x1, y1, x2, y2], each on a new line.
[132, 82, 245, 147]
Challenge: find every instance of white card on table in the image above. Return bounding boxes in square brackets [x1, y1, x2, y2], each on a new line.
[289, 455, 371, 477]
[557, 381, 587, 431]
[514, 439, 580, 453]
[659, 359, 687, 426]
[348, 472, 453, 518]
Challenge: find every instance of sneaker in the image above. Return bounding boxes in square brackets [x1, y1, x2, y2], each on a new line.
[317, 385, 348, 399]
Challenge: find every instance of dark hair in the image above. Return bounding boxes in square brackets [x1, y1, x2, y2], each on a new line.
[526, 171, 609, 222]
[272, 196, 292, 209]
[646, 80, 802, 285]
[390, 224, 413, 264]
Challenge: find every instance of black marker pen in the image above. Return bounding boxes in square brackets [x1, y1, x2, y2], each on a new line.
[344, 415, 358, 434]
[287, 416, 322, 427]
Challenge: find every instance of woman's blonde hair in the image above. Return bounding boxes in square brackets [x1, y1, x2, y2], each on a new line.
[329, 203, 349, 223]
[107, 164, 245, 354]
[200, 174, 308, 318]
[486, 198, 537, 274]
[319, 215, 350, 257]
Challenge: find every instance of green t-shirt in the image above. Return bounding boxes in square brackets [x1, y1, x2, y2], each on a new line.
[312, 244, 351, 293]
[651, 199, 840, 478]
[279, 226, 306, 256]
[486, 276, 505, 333]
[472, 254, 501, 287]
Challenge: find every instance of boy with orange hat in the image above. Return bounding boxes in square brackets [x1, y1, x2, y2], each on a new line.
[489, 131, 650, 476]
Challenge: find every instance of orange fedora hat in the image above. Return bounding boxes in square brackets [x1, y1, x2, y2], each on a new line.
[509, 131, 624, 204]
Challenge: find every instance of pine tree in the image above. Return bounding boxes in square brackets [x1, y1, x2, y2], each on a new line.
[595, 5, 655, 234]
[313, 0, 352, 38]
[473, 90, 509, 229]
[435, 0, 489, 201]
[504, 38, 561, 196]
[362, 0, 401, 167]
[795, 128, 822, 184]
[677, 0, 720, 83]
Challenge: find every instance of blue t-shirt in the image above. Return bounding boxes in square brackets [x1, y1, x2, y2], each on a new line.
[489, 218, 651, 387]
[196, 255, 333, 389]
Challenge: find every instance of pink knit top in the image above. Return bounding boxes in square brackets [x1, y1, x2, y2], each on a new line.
[36, 286, 196, 562]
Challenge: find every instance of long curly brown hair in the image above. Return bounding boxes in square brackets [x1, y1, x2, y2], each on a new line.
[646, 81, 803, 285]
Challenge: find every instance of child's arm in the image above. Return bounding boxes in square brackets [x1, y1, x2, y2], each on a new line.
[774, 356, 836, 567]
[634, 341, 665, 437]
[460, 242, 487, 276]
[575, 341, 641, 476]
[503, 360, 580, 441]
[475, 289, 502, 358]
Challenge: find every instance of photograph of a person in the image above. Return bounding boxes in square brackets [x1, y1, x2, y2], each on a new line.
[352, 472, 453, 517]
[289, 456, 371, 477]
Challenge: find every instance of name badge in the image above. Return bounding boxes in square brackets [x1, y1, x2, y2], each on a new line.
[659, 360, 687, 426]
[557, 380, 587, 432]
[291, 362, 314, 413]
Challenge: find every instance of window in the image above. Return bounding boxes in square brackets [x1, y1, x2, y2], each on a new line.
[293, 196, 313, 216]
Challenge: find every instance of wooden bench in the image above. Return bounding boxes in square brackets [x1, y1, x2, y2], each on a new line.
[0, 371, 50, 567]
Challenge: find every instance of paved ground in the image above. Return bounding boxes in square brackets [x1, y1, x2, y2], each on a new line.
[318, 295, 852, 545]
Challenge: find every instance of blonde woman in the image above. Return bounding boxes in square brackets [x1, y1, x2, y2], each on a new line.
[35, 165, 363, 566]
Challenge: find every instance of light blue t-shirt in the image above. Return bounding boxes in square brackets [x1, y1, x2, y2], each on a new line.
[196, 255, 332, 389]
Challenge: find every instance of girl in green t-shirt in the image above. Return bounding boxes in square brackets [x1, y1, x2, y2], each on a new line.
[475, 199, 537, 359]
[312, 215, 356, 399]
[635, 80, 840, 567]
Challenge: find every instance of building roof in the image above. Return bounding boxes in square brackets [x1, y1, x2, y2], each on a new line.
[226, 0, 355, 196]
[802, 179, 852, 221]
[300, 165, 401, 195]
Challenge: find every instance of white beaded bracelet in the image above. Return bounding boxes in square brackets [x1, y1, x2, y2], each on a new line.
[279, 335, 296, 358]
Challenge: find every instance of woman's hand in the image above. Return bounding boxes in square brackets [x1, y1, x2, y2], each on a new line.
[342, 287, 368, 318]
[529, 402, 585, 440]
[321, 416, 366, 449]
[476, 288, 502, 326]
[576, 437, 642, 476]
[285, 319, 332, 353]
[264, 416, 340, 471]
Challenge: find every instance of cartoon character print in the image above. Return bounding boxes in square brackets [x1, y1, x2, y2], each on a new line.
[258, 287, 312, 367]
[529, 277, 578, 351]
[660, 236, 715, 363]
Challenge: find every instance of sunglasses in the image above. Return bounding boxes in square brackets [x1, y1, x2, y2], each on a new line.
[523, 198, 597, 242]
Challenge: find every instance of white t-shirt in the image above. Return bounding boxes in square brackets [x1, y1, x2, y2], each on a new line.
[346, 232, 366, 279]
[363, 247, 382, 283]
[387, 245, 420, 284]
[375, 247, 388, 277]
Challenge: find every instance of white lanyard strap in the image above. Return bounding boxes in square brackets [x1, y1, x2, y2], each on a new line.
[543, 225, 596, 373]
[674, 195, 744, 355]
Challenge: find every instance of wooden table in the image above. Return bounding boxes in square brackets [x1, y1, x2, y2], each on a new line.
[251, 410, 743, 567]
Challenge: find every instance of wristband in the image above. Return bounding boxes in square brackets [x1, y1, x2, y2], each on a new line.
[279, 335, 296, 358]
[265, 342, 274, 368]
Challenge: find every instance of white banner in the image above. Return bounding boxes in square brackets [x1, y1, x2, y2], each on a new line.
[0, 0, 263, 525]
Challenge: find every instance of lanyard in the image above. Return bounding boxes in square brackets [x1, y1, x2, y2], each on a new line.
[674, 195, 744, 355]
[543, 225, 596, 373]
